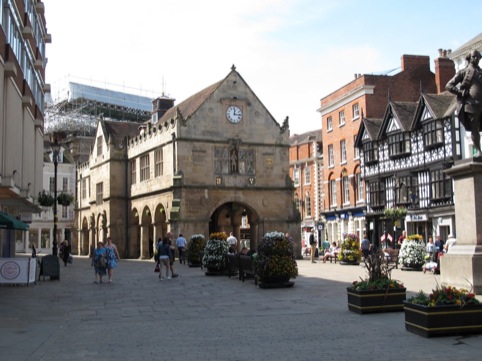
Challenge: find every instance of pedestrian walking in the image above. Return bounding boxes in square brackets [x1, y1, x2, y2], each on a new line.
[105, 237, 120, 283]
[309, 229, 317, 263]
[175, 233, 187, 264]
[92, 241, 107, 284]
[360, 234, 370, 259]
[168, 237, 179, 278]
[59, 240, 70, 266]
[157, 237, 172, 280]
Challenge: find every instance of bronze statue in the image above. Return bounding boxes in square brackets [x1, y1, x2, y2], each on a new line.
[446, 50, 482, 157]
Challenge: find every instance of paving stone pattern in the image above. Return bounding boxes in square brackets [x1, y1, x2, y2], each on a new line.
[1, 255, 481, 361]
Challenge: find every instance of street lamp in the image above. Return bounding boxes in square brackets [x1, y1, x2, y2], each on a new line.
[50, 134, 61, 256]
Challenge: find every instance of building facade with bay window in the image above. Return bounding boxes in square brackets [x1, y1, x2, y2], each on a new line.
[355, 92, 461, 247]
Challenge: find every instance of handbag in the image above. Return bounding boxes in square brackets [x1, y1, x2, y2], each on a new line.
[154, 262, 160, 273]
[67, 254, 73, 264]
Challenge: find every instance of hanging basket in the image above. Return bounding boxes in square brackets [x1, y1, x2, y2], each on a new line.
[38, 191, 55, 207]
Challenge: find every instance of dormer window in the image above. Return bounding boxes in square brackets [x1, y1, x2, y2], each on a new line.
[387, 116, 411, 158]
[388, 132, 411, 158]
[363, 141, 378, 165]
[423, 119, 444, 149]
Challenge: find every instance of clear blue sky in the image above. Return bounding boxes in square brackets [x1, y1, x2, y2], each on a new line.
[43, 0, 482, 135]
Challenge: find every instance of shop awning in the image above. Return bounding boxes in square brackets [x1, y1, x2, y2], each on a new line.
[0, 212, 29, 230]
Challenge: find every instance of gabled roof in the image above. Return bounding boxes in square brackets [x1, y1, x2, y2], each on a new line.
[158, 80, 222, 124]
[390, 101, 418, 131]
[410, 93, 456, 130]
[155, 66, 282, 131]
[103, 119, 141, 146]
[355, 117, 383, 147]
[379, 100, 417, 136]
[290, 129, 321, 145]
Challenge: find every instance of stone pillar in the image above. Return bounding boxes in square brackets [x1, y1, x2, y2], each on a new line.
[442, 159, 482, 293]
[139, 224, 146, 259]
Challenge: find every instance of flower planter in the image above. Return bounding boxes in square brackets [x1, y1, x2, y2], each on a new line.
[347, 288, 407, 314]
[403, 302, 482, 337]
[256, 231, 298, 288]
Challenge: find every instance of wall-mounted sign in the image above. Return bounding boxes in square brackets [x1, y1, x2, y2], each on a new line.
[407, 214, 427, 222]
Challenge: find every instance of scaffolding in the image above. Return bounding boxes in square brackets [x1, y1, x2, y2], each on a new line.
[44, 76, 157, 137]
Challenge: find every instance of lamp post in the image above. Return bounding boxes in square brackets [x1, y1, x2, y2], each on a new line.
[50, 134, 61, 256]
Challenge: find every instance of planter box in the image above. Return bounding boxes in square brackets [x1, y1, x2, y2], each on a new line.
[347, 288, 406, 314]
[403, 301, 482, 337]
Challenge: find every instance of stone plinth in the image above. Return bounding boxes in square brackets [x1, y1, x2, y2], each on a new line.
[442, 159, 482, 294]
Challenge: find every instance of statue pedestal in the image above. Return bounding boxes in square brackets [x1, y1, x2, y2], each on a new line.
[442, 159, 482, 294]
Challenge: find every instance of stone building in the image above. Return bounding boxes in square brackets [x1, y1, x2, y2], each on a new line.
[0, 0, 50, 257]
[76, 66, 300, 258]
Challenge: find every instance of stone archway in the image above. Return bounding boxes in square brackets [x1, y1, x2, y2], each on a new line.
[209, 202, 260, 251]
[139, 206, 152, 259]
[81, 216, 89, 256]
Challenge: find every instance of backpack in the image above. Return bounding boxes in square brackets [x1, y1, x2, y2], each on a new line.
[95, 254, 107, 268]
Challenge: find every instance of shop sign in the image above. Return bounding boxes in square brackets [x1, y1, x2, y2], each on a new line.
[407, 214, 427, 222]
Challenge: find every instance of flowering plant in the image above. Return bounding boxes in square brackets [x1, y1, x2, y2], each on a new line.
[187, 234, 206, 265]
[38, 190, 55, 207]
[202, 232, 228, 270]
[384, 207, 407, 220]
[399, 235, 425, 266]
[57, 192, 74, 206]
[348, 249, 405, 291]
[256, 231, 298, 280]
[338, 233, 362, 262]
[407, 285, 480, 307]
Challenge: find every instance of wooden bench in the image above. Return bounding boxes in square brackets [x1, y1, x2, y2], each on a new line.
[384, 248, 399, 269]
[239, 254, 257, 285]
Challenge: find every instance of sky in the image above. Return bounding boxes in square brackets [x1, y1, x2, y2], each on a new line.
[42, 0, 482, 136]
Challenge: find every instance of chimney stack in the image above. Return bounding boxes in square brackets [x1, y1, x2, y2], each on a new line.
[434, 49, 455, 94]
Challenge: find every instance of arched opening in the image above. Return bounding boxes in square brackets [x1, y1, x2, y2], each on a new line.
[81, 216, 89, 256]
[209, 202, 259, 251]
[140, 206, 152, 259]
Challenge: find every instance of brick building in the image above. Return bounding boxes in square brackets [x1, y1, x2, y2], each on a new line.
[317, 54, 444, 244]
[289, 130, 323, 249]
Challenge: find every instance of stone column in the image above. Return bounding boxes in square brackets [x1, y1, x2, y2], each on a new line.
[139, 224, 146, 259]
[442, 159, 482, 293]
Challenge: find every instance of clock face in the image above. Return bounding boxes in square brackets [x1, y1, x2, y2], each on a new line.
[226, 105, 242, 123]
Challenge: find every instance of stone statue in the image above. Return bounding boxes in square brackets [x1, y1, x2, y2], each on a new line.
[446, 50, 482, 157]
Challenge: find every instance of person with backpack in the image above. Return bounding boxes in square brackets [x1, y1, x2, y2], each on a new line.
[92, 241, 107, 284]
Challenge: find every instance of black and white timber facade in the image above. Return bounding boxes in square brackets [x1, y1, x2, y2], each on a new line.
[355, 93, 461, 247]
